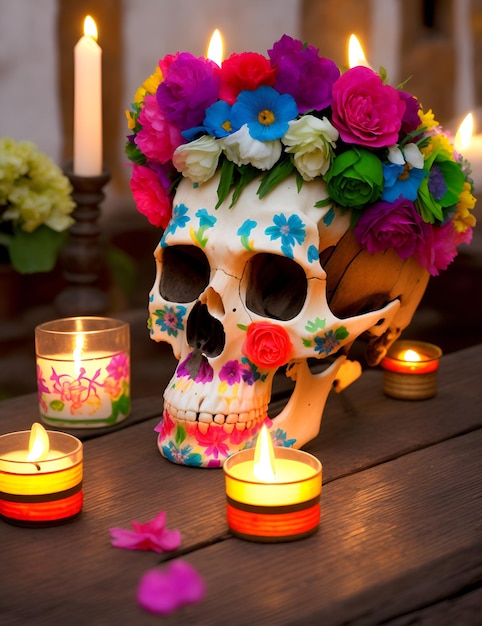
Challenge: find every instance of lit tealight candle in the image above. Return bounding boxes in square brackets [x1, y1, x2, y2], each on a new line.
[35, 317, 130, 429]
[223, 425, 322, 542]
[74, 15, 103, 176]
[0, 423, 83, 526]
[381, 340, 442, 400]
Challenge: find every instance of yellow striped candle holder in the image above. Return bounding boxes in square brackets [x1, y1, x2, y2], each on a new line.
[0, 430, 83, 527]
[224, 447, 322, 543]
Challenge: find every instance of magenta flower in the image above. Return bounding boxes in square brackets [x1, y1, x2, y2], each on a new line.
[331, 66, 406, 148]
[137, 560, 205, 616]
[414, 220, 470, 276]
[399, 91, 422, 137]
[219, 360, 244, 385]
[129, 164, 173, 229]
[136, 94, 184, 164]
[268, 35, 339, 113]
[156, 52, 221, 130]
[354, 197, 427, 260]
[106, 352, 129, 381]
[109, 511, 181, 554]
[194, 426, 230, 460]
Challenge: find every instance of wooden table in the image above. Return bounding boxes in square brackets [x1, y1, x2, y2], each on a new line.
[1, 344, 481, 625]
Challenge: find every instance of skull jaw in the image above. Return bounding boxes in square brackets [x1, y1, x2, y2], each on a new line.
[155, 355, 359, 468]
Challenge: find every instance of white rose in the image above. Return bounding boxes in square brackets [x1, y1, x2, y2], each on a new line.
[282, 115, 338, 180]
[221, 125, 282, 171]
[173, 135, 222, 183]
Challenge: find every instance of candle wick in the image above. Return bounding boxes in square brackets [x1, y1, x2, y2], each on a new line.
[33, 462, 41, 471]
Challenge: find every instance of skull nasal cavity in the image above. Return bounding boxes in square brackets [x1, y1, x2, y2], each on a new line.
[187, 302, 225, 357]
[244, 253, 307, 320]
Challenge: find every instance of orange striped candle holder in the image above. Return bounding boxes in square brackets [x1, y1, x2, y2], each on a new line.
[224, 445, 322, 543]
[381, 340, 442, 400]
[0, 429, 83, 527]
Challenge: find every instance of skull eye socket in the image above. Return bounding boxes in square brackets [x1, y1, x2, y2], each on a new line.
[244, 252, 307, 321]
[160, 245, 210, 303]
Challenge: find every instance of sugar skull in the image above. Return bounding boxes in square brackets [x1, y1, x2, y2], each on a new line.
[148, 174, 429, 467]
[126, 36, 475, 468]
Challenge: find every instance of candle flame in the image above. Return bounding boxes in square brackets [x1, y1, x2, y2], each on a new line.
[253, 424, 276, 482]
[84, 15, 98, 40]
[73, 333, 85, 375]
[207, 29, 224, 66]
[455, 112, 473, 151]
[26, 422, 50, 462]
[401, 349, 422, 362]
[348, 34, 370, 69]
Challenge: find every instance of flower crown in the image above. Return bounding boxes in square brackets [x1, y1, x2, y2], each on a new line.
[125, 34, 476, 276]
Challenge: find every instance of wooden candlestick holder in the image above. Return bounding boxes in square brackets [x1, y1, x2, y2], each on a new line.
[55, 163, 110, 316]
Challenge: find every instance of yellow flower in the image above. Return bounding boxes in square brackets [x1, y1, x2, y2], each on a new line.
[420, 132, 454, 160]
[453, 182, 477, 232]
[125, 109, 136, 130]
[134, 66, 163, 105]
[418, 108, 439, 130]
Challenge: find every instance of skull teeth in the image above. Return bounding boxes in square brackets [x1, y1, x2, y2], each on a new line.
[165, 403, 267, 431]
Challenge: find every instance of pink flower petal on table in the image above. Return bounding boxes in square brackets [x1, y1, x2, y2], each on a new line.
[109, 511, 181, 554]
[137, 560, 206, 615]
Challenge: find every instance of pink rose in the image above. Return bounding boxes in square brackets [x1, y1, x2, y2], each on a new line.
[129, 164, 172, 229]
[331, 67, 406, 148]
[242, 322, 293, 369]
[136, 95, 184, 164]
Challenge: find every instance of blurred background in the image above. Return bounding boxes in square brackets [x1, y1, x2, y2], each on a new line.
[0, 0, 481, 400]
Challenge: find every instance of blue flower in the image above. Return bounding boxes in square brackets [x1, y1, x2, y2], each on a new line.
[265, 213, 306, 259]
[162, 441, 203, 467]
[161, 203, 190, 246]
[271, 427, 296, 448]
[154, 305, 186, 336]
[382, 162, 427, 203]
[231, 86, 298, 142]
[237, 219, 257, 237]
[195, 208, 217, 228]
[203, 100, 236, 138]
[307, 244, 319, 263]
[314, 330, 341, 356]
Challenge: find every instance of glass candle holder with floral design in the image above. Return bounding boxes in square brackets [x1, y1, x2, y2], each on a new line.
[35, 317, 130, 428]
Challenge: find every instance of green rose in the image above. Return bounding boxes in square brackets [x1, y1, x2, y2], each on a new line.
[325, 148, 383, 209]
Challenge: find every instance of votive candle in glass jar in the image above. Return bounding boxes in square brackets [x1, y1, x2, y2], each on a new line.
[35, 317, 130, 428]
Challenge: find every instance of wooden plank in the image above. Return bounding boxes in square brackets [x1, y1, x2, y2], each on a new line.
[1, 429, 480, 625]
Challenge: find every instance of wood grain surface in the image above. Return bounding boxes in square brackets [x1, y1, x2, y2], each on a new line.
[1, 344, 481, 625]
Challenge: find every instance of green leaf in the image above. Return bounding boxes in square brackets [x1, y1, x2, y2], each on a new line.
[230, 165, 258, 207]
[9, 225, 67, 274]
[305, 317, 326, 333]
[175, 423, 187, 446]
[257, 158, 295, 199]
[216, 158, 236, 208]
[335, 326, 349, 341]
[314, 197, 332, 208]
[295, 170, 304, 193]
[125, 141, 146, 165]
[49, 400, 65, 412]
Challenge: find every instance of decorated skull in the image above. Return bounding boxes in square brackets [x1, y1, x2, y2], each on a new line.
[148, 174, 429, 467]
[126, 35, 476, 468]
